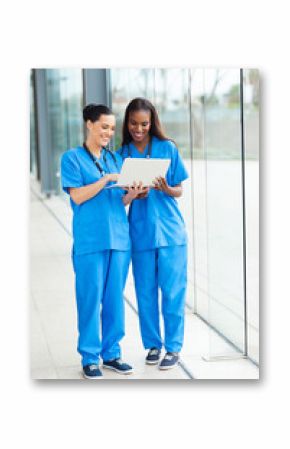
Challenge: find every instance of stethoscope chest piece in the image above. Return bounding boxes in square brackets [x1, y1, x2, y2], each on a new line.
[127, 138, 152, 159]
[83, 142, 118, 176]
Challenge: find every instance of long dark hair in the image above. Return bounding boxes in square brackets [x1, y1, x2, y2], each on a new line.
[121, 98, 169, 146]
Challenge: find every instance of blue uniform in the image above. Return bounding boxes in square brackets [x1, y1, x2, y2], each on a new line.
[61, 146, 130, 366]
[118, 137, 188, 353]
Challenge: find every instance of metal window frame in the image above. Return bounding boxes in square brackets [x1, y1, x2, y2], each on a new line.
[83, 69, 111, 106]
[83, 69, 112, 148]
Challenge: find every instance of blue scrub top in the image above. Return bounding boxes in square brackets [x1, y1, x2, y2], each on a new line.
[117, 136, 188, 252]
[61, 146, 130, 255]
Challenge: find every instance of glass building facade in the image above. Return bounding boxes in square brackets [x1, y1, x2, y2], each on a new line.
[30, 68, 259, 364]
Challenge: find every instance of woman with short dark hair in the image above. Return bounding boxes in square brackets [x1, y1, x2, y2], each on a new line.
[61, 104, 142, 379]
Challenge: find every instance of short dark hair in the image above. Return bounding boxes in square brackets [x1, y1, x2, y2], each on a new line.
[83, 103, 113, 123]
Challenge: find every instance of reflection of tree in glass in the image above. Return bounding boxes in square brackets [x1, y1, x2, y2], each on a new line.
[248, 69, 259, 107]
[225, 84, 240, 106]
[206, 69, 226, 104]
[159, 68, 167, 113]
[133, 69, 154, 99]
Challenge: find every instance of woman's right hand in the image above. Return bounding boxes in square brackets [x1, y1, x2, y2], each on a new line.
[122, 182, 147, 206]
[136, 187, 149, 199]
[105, 173, 119, 183]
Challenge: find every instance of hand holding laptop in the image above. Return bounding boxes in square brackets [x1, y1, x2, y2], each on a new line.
[123, 180, 150, 199]
[106, 158, 171, 189]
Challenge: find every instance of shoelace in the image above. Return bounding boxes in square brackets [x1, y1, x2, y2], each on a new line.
[89, 365, 99, 371]
[149, 349, 159, 356]
[164, 353, 178, 361]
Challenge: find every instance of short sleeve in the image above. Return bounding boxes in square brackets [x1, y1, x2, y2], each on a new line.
[167, 142, 189, 186]
[116, 146, 128, 160]
[113, 149, 128, 195]
[113, 151, 124, 171]
[61, 151, 83, 194]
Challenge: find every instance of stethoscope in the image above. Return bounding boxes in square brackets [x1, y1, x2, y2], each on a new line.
[125, 138, 152, 159]
[83, 142, 118, 176]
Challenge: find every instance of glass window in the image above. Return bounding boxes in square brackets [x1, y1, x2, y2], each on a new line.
[190, 68, 209, 318]
[204, 69, 245, 356]
[46, 69, 83, 194]
[244, 69, 259, 363]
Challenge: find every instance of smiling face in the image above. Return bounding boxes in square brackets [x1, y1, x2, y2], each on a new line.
[128, 110, 151, 144]
[87, 114, 116, 148]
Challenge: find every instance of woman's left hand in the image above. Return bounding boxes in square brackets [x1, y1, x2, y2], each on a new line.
[152, 177, 170, 194]
[127, 182, 146, 199]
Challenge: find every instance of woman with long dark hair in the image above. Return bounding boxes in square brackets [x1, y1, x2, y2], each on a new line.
[61, 104, 142, 379]
[118, 98, 188, 370]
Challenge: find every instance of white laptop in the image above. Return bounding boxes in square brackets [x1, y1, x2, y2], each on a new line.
[106, 158, 171, 188]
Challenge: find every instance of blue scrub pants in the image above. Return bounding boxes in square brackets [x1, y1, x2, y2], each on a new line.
[132, 245, 187, 353]
[72, 250, 130, 367]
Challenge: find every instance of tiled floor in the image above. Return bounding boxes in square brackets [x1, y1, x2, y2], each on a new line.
[30, 178, 259, 380]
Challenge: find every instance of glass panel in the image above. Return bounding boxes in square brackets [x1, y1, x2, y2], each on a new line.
[154, 69, 191, 158]
[46, 69, 83, 194]
[244, 69, 259, 363]
[190, 68, 209, 320]
[204, 69, 245, 357]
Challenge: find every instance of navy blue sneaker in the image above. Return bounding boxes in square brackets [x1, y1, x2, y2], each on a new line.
[145, 348, 161, 365]
[159, 352, 179, 370]
[102, 358, 133, 374]
[83, 364, 103, 379]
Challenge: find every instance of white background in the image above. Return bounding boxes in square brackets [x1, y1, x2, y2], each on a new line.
[0, 0, 289, 447]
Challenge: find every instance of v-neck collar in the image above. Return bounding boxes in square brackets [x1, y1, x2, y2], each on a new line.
[129, 137, 155, 157]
